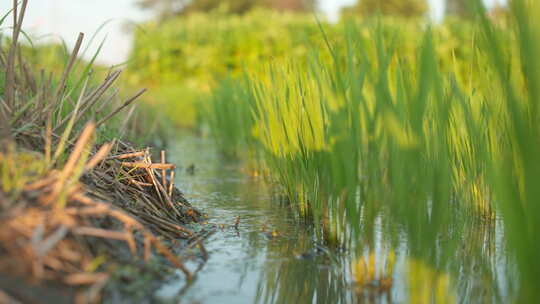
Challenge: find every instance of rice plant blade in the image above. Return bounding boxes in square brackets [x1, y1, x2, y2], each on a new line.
[55, 32, 84, 100]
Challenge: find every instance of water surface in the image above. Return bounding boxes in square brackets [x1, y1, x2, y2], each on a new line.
[157, 134, 513, 304]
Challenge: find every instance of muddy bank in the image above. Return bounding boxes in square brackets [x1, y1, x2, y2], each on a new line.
[0, 129, 209, 303]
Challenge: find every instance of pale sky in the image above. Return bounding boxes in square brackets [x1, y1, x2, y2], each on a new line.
[0, 0, 506, 65]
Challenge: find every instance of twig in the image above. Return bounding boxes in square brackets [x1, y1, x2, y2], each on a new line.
[107, 151, 146, 160]
[72, 227, 129, 241]
[55, 33, 84, 100]
[64, 272, 109, 285]
[161, 150, 167, 191]
[151, 238, 192, 281]
[168, 170, 175, 198]
[96, 88, 147, 127]
[120, 162, 175, 170]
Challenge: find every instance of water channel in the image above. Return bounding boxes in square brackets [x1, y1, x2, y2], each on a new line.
[153, 134, 514, 304]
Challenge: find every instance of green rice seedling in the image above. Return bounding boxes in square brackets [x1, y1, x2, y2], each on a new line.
[472, 0, 540, 300]
[155, 0, 539, 299]
[203, 76, 256, 155]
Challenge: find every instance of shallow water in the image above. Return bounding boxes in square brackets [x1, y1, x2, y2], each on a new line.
[156, 134, 514, 304]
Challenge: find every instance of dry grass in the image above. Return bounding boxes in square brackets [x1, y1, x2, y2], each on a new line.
[0, 123, 201, 303]
[0, 1, 204, 302]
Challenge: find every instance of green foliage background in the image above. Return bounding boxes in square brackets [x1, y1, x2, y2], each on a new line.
[344, 0, 428, 18]
[126, 9, 488, 127]
[127, 10, 328, 126]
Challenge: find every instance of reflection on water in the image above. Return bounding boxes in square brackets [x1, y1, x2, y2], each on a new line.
[157, 134, 514, 303]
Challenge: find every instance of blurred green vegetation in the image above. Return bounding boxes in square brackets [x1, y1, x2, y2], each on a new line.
[137, 0, 316, 17]
[342, 0, 428, 18]
[445, 0, 470, 18]
[126, 9, 486, 128]
[127, 10, 328, 127]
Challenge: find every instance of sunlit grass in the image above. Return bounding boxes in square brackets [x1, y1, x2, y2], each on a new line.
[198, 0, 540, 300]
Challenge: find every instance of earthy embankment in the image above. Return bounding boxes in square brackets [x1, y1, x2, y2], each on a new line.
[0, 1, 206, 302]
